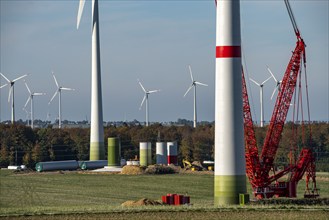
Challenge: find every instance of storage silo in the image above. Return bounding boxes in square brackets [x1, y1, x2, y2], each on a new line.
[140, 142, 149, 166]
[147, 142, 152, 165]
[156, 142, 167, 164]
[108, 137, 121, 167]
[167, 141, 178, 165]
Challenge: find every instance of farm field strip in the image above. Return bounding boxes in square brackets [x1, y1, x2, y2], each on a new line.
[0, 170, 328, 217]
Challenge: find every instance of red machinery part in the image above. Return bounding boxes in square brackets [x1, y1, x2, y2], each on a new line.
[242, 0, 318, 199]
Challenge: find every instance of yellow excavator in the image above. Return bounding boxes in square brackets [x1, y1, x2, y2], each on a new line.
[182, 159, 205, 171]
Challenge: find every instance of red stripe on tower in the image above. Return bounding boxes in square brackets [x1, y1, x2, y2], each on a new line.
[216, 46, 241, 58]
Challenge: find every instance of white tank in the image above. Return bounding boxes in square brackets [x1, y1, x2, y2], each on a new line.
[156, 142, 167, 164]
[167, 141, 178, 165]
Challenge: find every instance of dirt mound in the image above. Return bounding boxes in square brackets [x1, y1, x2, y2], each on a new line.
[121, 198, 163, 207]
[145, 165, 175, 174]
[191, 161, 203, 167]
[121, 165, 144, 175]
[167, 164, 181, 173]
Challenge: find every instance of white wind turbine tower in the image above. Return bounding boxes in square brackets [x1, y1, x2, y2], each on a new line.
[0, 72, 28, 124]
[267, 66, 282, 100]
[183, 65, 208, 128]
[49, 73, 74, 129]
[250, 75, 272, 127]
[77, 0, 105, 160]
[138, 80, 160, 127]
[24, 81, 46, 129]
[23, 107, 30, 126]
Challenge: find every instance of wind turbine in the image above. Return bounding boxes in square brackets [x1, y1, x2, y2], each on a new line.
[249, 75, 272, 127]
[48, 73, 74, 129]
[24, 81, 46, 129]
[183, 65, 208, 128]
[0, 72, 28, 124]
[77, 0, 105, 160]
[267, 66, 282, 100]
[23, 107, 30, 126]
[138, 80, 160, 127]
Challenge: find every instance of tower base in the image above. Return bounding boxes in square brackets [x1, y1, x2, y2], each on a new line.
[214, 175, 247, 205]
[90, 142, 105, 160]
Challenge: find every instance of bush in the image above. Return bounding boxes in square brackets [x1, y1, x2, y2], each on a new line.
[145, 165, 175, 174]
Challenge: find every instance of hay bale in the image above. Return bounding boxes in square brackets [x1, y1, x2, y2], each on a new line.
[121, 165, 144, 175]
[121, 198, 163, 207]
[121, 200, 137, 206]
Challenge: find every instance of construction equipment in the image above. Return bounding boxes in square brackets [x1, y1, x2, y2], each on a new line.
[182, 159, 205, 171]
[242, 0, 319, 199]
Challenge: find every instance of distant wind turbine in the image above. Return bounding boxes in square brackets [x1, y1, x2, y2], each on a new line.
[77, 0, 105, 160]
[48, 73, 74, 129]
[23, 107, 31, 126]
[183, 65, 208, 128]
[267, 66, 282, 100]
[138, 80, 160, 127]
[249, 75, 272, 127]
[24, 80, 46, 129]
[0, 72, 28, 124]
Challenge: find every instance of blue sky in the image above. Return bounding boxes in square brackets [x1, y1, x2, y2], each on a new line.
[0, 0, 328, 124]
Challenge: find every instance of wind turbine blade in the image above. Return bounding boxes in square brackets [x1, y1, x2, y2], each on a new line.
[195, 81, 208, 87]
[188, 65, 194, 82]
[8, 86, 13, 103]
[139, 95, 146, 110]
[24, 96, 31, 108]
[33, 93, 46, 96]
[24, 81, 31, 94]
[148, 89, 160, 93]
[0, 84, 8, 89]
[271, 86, 278, 100]
[61, 87, 75, 91]
[77, 0, 86, 29]
[49, 91, 58, 104]
[249, 78, 260, 86]
[267, 66, 278, 82]
[261, 76, 272, 85]
[12, 74, 28, 82]
[183, 84, 194, 97]
[0, 72, 10, 83]
[52, 74, 59, 88]
[138, 80, 146, 93]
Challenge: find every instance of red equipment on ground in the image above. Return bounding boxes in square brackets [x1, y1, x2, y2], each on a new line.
[242, 0, 319, 199]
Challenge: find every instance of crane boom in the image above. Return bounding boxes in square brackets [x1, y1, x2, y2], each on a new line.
[242, 69, 263, 188]
[284, 0, 300, 37]
[242, 0, 318, 199]
[260, 0, 306, 178]
[260, 39, 305, 176]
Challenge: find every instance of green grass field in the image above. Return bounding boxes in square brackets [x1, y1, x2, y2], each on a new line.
[0, 170, 328, 219]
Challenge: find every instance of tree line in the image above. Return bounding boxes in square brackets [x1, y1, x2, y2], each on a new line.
[0, 122, 328, 171]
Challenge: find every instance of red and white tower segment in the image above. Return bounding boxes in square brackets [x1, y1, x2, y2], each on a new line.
[214, 0, 247, 205]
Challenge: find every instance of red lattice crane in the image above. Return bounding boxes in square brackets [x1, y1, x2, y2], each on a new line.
[243, 0, 319, 199]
